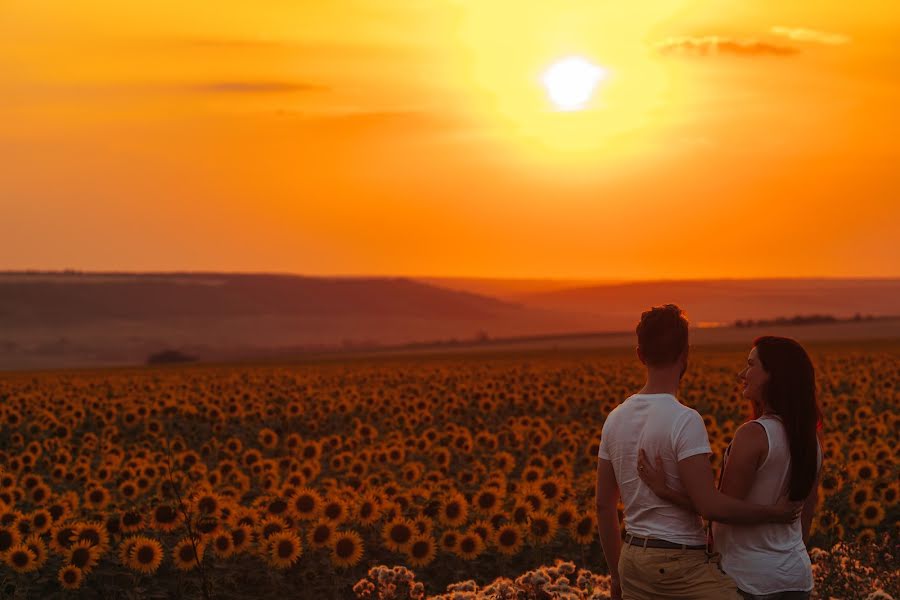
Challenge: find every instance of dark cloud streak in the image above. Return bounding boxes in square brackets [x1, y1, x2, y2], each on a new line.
[655, 36, 799, 57]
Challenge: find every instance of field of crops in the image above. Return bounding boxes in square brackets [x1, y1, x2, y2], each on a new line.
[0, 343, 897, 599]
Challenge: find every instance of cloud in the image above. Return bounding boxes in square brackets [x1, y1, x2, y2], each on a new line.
[655, 36, 799, 57]
[770, 26, 850, 45]
[184, 81, 329, 94]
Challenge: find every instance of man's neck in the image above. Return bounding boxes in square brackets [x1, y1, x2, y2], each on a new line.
[638, 370, 681, 397]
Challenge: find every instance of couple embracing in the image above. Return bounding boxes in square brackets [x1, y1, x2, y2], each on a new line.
[596, 304, 823, 600]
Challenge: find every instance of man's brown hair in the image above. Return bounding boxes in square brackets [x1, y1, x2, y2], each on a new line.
[636, 304, 689, 367]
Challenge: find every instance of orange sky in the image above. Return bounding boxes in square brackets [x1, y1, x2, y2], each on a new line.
[2, 0, 899, 280]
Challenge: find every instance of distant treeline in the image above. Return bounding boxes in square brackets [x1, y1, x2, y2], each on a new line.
[733, 313, 888, 328]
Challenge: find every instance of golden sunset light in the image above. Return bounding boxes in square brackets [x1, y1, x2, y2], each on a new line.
[1, 0, 898, 279]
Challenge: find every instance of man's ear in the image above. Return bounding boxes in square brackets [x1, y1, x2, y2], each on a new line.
[636, 346, 646, 366]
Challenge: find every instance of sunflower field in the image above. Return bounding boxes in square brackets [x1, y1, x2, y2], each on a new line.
[0, 344, 897, 599]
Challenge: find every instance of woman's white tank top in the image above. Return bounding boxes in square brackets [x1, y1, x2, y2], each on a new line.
[712, 415, 822, 595]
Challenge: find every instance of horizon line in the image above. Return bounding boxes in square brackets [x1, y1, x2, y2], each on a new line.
[1, 269, 898, 283]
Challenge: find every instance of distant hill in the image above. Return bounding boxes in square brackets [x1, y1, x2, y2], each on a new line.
[0, 272, 585, 370]
[1, 273, 898, 370]
[0, 272, 520, 325]
[497, 278, 900, 328]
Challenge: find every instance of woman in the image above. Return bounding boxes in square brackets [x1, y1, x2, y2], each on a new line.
[638, 336, 823, 600]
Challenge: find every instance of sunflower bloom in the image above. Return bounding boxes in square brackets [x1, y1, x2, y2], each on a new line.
[266, 531, 303, 569]
[572, 513, 597, 545]
[438, 492, 469, 527]
[860, 501, 885, 527]
[381, 517, 415, 553]
[58, 565, 83, 590]
[330, 530, 364, 568]
[455, 533, 485, 561]
[212, 532, 235, 558]
[493, 524, 524, 556]
[405, 535, 436, 568]
[128, 536, 164, 575]
[4, 543, 37, 573]
[67, 540, 102, 574]
[309, 519, 336, 549]
[289, 488, 323, 521]
[173, 538, 205, 571]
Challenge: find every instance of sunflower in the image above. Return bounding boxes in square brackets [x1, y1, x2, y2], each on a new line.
[75, 521, 109, 552]
[537, 476, 567, 502]
[258, 515, 288, 541]
[381, 517, 415, 553]
[527, 510, 558, 544]
[30, 509, 52, 534]
[29, 483, 51, 505]
[405, 535, 436, 568]
[411, 516, 433, 537]
[493, 524, 524, 556]
[356, 493, 382, 526]
[4, 543, 37, 573]
[172, 538, 205, 571]
[67, 540, 101, 574]
[554, 502, 578, 531]
[230, 524, 253, 554]
[58, 565, 83, 590]
[881, 482, 899, 507]
[472, 489, 502, 514]
[468, 519, 493, 545]
[266, 531, 303, 569]
[24, 534, 48, 569]
[119, 480, 139, 501]
[118, 537, 140, 566]
[438, 492, 469, 527]
[150, 504, 182, 533]
[258, 428, 279, 450]
[193, 491, 223, 516]
[321, 498, 349, 524]
[439, 530, 460, 553]
[850, 484, 874, 510]
[84, 485, 111, 510]
[819, 472, 843, 496]
[511, 501, 533, 525]
[572, 513, 597, 545]
[0, 525, 20, 554]
[850, 461, 877, 482]
[289, 488, 323, 521]
[127, 537, 164, 575]
[859, 501, 885, 527]
[855, 528, 877, 545]
[518, 484, 547, 513]
[120, 510, 144, 533]
[309, 519, 336, 549]
[455, 532, 485, 561]
[330, 530, 364, 568]
[212, 531, 235, 558]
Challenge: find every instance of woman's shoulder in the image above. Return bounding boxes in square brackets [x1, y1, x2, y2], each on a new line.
[730, 420, 769, 456]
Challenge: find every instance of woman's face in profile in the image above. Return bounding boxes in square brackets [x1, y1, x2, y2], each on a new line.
[739, 346, 769, 407]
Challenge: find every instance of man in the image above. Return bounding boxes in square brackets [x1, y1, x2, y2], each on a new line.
[595, 304, 801, 600]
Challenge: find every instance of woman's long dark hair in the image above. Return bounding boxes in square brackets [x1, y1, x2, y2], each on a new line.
[753, 336, 823, 501]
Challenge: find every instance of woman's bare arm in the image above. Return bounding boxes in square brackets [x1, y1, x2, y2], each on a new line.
[718, 422, 768, 500]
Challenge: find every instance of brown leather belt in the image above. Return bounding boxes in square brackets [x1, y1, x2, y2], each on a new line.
[624, 533, 706, 550]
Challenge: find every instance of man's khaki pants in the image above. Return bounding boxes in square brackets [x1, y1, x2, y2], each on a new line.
[619, 542, 742, 599]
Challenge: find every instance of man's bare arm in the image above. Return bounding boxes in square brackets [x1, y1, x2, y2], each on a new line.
[596, 458, 623, 600]
[678, 454, 801, 524]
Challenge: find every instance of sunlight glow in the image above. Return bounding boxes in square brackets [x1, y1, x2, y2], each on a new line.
[542, 57, 608, 111]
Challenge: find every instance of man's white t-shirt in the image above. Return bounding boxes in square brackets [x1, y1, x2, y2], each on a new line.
[598, 393, 712, 546]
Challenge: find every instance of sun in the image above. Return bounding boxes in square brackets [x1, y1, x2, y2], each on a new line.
[541, 56, 608, 111]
